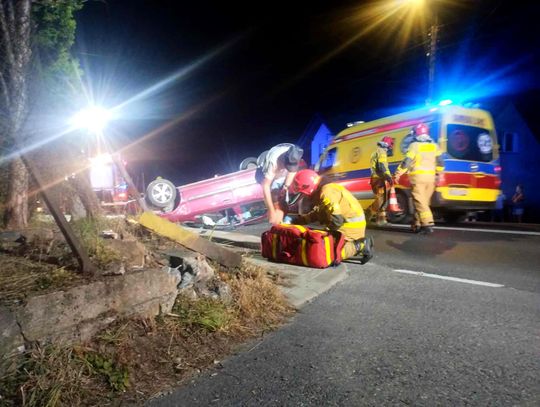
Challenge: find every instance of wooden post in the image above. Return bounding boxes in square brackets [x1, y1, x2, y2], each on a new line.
[19, 154, 95, 274]
[427, 15, 438, 105]
[138, 212, 244, 269]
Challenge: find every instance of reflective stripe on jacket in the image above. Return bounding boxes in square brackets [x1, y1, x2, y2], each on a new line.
[397, 141, 443, 176]
[296, 183, 365, 240]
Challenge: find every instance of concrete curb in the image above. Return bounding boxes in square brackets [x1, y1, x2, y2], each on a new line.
[184, 227, 349, 309]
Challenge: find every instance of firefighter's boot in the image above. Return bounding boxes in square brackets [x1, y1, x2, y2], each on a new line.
[420, 225, 434, 234]
[376, 213, 388, 227]
[354, 236, 374, 265]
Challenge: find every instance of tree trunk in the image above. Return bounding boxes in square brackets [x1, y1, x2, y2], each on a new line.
[4, 157, 28, 229]
[0, 0, 33, 229]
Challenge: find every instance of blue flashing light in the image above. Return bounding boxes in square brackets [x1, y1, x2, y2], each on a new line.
[434, 54, 534, 106]
[438, 99, 453, 106]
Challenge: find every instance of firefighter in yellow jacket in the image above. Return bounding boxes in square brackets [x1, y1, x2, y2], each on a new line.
[394, 123, 444, 234]
[288, 169, 373, 263]
[367, 136, 395, 226]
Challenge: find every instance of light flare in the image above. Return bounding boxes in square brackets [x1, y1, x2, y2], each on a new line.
[0, 36, 241, 168]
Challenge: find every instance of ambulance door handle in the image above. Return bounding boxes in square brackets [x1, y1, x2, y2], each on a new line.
[473, 172, 486, 178]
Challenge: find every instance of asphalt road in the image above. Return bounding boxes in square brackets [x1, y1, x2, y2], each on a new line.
[241, 221, 540, 293]
[149, 223, 540, 406]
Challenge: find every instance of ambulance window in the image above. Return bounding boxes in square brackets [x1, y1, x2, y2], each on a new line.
[318, 147, 337, 173]
[447, 124, 493, 162]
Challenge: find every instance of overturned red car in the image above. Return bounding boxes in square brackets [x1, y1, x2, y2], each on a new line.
[145, 157, 267, 226]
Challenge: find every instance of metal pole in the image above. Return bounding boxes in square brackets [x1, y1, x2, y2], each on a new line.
[427, 14, 438, 104]
[19, 152, 95, 274]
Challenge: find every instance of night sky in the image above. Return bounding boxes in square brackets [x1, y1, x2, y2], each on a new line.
[74, 0, 540, 186]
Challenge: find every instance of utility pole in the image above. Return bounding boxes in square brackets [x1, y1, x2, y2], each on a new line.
[427, 14, 439, 105]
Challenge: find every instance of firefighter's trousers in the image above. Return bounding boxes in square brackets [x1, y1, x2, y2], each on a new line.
[369, 178, 387, 221]
[339, 225, 366, 260]
[410, 176, 436, 226]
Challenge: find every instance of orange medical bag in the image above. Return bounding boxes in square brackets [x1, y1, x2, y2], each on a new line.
[261, 224, 345, 268]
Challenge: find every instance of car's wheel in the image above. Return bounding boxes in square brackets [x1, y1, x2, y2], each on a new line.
[256, 150, 269, 166]
[387, 189, 413, 224]
[239, 157, 258, 170]
[146, 178, 177, 209]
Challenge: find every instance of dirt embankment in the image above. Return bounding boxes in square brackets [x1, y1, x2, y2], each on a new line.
[0, 219, 293, 406]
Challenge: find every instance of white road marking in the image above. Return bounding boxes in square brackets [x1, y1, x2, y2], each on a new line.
[392, 269, 504, 288]
[388, 224, 540, 236]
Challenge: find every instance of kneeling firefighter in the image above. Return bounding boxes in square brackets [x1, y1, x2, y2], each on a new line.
[287, 169, 374, 263]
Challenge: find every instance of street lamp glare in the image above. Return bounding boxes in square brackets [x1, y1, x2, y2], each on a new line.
[70, 106, 111, 133]
[400, 0, 425, 7]
[394, 0, 425, 8]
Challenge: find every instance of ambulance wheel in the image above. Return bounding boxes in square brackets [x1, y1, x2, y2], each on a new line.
[387, 190, 413, 224]
[239, 157, 258, 170]
[146, 178, 178, 209]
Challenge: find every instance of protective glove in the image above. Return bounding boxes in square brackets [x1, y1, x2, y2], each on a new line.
[282, 215, 295, 224]
[393, 174, 401, 185]
[384, 174, 393, 186]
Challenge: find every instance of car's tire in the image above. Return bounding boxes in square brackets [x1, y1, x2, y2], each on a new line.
[239, 157, 258, 170]
[146, 178, 178, 209]
[387, 189, 413, 224]
[256, 150, 269, 166]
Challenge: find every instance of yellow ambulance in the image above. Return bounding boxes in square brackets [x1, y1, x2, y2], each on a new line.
[314, 104, 501, 222]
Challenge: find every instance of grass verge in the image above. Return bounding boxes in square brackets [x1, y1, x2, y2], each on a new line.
[0, 262, 294, 406]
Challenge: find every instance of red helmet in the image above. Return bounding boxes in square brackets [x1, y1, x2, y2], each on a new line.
[380, 136, 394, 149]
[413, 123, 429, 136]
[291, 169, 321, 195]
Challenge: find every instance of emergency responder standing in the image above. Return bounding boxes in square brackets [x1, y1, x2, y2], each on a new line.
[367, 136, 394, 226]
[256, 143, 304, 225]
[394, 123, 443, 234]
[288, 169, 373, 263]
